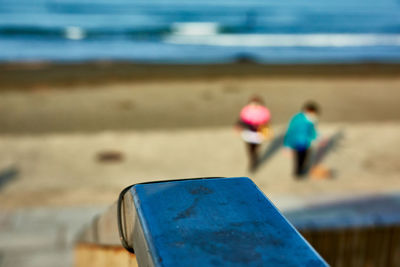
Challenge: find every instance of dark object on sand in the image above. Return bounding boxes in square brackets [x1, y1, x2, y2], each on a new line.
[0, 165, 18, 189]
[97, 150, 124, 163]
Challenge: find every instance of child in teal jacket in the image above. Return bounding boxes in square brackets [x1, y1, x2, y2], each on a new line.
[284, 102, 320, 178]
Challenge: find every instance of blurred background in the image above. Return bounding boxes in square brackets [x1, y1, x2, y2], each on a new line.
[0, 0, 399, 266]
[1, 0, 400, 63]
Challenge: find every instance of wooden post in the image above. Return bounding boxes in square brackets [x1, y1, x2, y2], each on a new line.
[76, 178, 400, 266]
[75, 203, 138, 267]
[75, 177, 328, 267]
[117, 177, 327, 266]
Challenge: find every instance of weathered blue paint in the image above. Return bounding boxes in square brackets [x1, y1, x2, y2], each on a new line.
[130, 177, 327, 267]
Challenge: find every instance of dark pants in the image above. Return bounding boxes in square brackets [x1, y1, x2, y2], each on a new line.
[246, 143, 260, 172]
[294, 148, 309, 177]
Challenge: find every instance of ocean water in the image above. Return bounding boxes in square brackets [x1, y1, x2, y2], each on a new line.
[1, 0, 400, 63]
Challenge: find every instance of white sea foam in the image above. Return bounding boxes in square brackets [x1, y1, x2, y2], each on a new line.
[165, 34, 400, 47]
[64, 26, 86, 40]
[171, 22, 220, 36]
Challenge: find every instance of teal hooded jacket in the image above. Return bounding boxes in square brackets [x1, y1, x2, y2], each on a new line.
[284, 112, 318, 150]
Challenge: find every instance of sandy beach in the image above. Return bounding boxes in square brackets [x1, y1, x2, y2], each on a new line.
[0, 63, 398, 267]
[0, 122, 400, 210]
[0, 65, 400, 134]
[0, 63, 399, 209]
